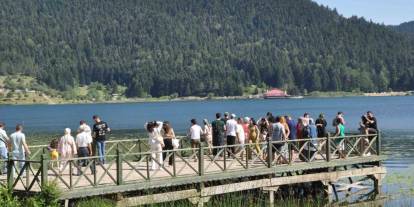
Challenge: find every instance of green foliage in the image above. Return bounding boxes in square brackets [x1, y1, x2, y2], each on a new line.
[391, 21, 414, 36]
[0, 0, 414, 97]
[76, 197, 114, 207]
[0, 188, 21, 207]
[22, 182, 61, 207]
[0, 182, 60, 207]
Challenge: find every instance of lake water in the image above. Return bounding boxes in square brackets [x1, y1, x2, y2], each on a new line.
[0, 96, 413, 133]
[1, 96, 414, 205]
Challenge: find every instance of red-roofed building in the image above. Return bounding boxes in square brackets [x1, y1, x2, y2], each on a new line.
[263, 88, 289, 99]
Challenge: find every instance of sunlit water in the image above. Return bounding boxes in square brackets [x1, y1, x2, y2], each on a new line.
[1, 96, 413, 206]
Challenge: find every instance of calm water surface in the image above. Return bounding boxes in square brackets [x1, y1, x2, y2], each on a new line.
[0, 96, 413, 133]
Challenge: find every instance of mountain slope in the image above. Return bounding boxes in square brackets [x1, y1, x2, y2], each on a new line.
[391, 21, 414, 36]
[0, 0, 413, 97]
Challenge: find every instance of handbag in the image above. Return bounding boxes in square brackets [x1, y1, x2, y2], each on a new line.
[172, 138, 180, 148]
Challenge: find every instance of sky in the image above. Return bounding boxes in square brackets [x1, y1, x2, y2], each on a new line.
[312, 0, 414, 25]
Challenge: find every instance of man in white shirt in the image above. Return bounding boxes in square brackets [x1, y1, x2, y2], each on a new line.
[236, 118, 246, 160]
[225, 114, 238, 156]
[76, 128, 95, 175]
[188, 119, 203, 161]
[0, 122, 10, 174]
[10, 124, 31, 173]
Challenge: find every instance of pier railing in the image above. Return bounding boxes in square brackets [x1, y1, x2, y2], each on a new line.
[0, 133, 381, 194]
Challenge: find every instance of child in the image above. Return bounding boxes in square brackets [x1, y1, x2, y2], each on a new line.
[49, 138, 59, 168]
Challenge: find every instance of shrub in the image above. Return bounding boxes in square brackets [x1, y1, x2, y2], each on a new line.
[0, 187, 21, 207]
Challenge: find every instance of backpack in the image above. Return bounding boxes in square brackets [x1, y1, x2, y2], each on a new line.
[302, 126, 311, 138]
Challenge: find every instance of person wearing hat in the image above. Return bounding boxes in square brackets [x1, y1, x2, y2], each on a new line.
[225, 114, 238, 157]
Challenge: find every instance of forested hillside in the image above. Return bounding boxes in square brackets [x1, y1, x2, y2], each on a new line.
[391, 21, 414, 36]
[1, 0, 414, 97]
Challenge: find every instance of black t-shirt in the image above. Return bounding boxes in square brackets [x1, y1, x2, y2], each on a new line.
[315, 118, 327, 137]
[367, 117, 378, 130]
[93, 121, 109, 141]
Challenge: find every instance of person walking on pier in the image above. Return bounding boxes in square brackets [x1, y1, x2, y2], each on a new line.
[76, 127, 94, 175]
[211, 113, 225, 156]
[236, 118, 246, 160]
[10, 124, 30, 174]
[203, 119, 213, 155]
[58, 128, 77, 173]
[188, 119, 203, 161]
[147, 121, 165, 170]
[92, 115, 110, 165]
[225, 114, 238, 157]
[248, 118, 261, 157]
[0, 122, 10, 175]
[334, 118, 346, 158]
[271, 116, 287, 164]
[162, 121, 175, 166]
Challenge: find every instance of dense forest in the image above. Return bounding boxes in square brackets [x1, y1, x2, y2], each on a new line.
[1, 0, 414, 97]
[391, 21, 414, 36]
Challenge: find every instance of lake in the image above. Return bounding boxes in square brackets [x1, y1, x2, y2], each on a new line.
[0, 96, 413, 133]
[1, 96, 414, 205]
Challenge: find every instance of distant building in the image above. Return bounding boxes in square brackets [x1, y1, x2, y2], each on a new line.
[263, 88, 289, 99]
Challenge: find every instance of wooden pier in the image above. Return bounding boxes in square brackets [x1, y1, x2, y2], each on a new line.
[0, 134, 386, 206]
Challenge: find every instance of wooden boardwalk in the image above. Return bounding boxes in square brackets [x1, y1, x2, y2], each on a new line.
[0, 134, 387, 206]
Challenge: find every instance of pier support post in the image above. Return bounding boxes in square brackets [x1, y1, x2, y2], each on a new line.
[370, 173, 385, 194]
[321, 181, 334, 203]
[262, 186, 279, 206]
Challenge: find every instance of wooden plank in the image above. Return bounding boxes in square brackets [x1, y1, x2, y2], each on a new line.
[270, 166, 386, 186]
[202, 166, 385, 197]
[201, 179, 270, 196]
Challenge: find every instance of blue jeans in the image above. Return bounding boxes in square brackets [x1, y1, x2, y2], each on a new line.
[0, 146, 7, 173]
[12, 152, 25, 176]
[96, 140, 106, 163]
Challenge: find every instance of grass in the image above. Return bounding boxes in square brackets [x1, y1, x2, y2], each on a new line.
[76, 197, 115, 207]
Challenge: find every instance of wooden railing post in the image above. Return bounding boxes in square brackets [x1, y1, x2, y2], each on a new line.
[41, 153, 49, 188]
[326, 134, 331, 162]
[245, 144, 250, 169]
[198, 144, 204, 176]
[172, 151, 176, 177]
[267, 139, 272, 168]
[376, 131, 381, 155]
[116, 148, 123, 185]
[223, 146, 227, 171]
[7, 152, 14, 191]
[359, 135, 364, 157]
[288, 141, 292, 164]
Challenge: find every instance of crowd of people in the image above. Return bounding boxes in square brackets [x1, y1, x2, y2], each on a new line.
[0, 111, 378, 174]
[0, 115, 110, 176]
[146, 111, 378, 170]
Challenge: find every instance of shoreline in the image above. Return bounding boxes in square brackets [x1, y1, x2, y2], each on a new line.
[0, 91, 411, 106]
